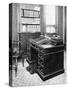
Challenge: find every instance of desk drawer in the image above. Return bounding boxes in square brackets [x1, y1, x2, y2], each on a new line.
[43, 45, 64, 55]
[38, 60, 44, 67]
[37, 65, 48, 75]
[38, 52, 44, 59]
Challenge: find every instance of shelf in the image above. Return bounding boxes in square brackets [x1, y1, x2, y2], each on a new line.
[21, 9, 40, 12]
[21, 8, 40, 18]
[21, 16, 40, 18]
[21, 23, 40, 25]
[20, 8, 40, 33]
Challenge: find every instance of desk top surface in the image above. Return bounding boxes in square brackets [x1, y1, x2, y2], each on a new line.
[29, 35, 64, 50]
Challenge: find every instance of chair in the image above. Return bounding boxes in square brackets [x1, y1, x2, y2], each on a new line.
[12, 47, 19, 76]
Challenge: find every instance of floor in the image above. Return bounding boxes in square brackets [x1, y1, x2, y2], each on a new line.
[12, 56, 66, 87]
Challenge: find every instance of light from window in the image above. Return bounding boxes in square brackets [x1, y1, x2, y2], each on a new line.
[46, 27, 55, 33]
[45, 6, 56, 33]
[45, 6, 55, 25]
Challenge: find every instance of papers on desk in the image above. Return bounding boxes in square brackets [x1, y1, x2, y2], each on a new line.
[40, 44, 53, 48]
[36, 39, 46, 44]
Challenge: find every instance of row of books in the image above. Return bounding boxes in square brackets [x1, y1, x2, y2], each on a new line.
[20, 18, 40, 24]
[20, 25, 40, 33]
[21, 10, 40, 17]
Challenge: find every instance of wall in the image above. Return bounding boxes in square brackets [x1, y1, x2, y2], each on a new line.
[12, 3, 18, 42]
[57, 6, 63, 39]
[40, 5, 46, 35]
[63, 6, 67, 44]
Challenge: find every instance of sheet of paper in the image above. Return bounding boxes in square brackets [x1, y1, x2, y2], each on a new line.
[40, 44, 53, 48]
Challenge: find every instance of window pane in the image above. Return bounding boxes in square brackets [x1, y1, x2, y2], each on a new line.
[46, 27, 51, 33]
[45, 6, 55, 25]
[50, 27, 55, 33]
[46, 27, 55, 33]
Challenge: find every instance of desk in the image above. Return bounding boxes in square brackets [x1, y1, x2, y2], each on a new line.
[27, 37, 65, 81]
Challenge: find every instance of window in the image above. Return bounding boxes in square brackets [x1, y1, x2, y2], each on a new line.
[45, 6, 56, 33]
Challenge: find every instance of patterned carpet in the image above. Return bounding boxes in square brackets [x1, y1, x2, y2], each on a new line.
[12, 59, 66, 87]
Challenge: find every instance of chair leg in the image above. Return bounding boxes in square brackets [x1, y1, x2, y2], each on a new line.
[15, 66, 17, 77]
[22, 58, 24, 67]
[15, 58, 18, 77]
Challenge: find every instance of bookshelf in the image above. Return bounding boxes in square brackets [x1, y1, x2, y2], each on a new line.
[20, 8, 40, 33]
[21, 9, 40, 18]
[19, 8, 41, 54]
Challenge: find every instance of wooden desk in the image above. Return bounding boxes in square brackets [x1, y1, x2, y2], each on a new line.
[27, 38, 65, 81]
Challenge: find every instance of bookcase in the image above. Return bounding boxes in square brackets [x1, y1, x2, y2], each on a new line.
[19, 8, 41, 54]
[20, 8, 40, 32]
